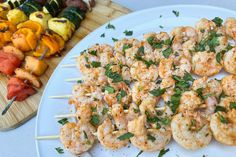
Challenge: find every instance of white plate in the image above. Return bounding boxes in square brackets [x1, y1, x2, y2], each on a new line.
[35, 5, 236, 157]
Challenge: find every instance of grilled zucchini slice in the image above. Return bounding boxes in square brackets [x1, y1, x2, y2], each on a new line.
[43, 0, 63, 16]
[48, 17, 75, 41]
[29, 11, 52, 29]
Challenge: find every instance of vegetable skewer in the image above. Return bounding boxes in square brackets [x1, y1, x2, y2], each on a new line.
[2, 48, 48, 115]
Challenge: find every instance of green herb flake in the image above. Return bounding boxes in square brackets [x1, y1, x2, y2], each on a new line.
[124, 79, 131, 85]
[159, 15, 162, 18]
[147, 134, 156, 142]
[112, 37, 118, 42]
[212, 17, 223, 27]
[230, 102, 236, 110]
[149, 88, 166, 96]
[88, 50, 97, 56]
[104, 85, 116, 94]
[91, 61, 101, 68]
[58, 118, 68, 125]
[215, 106, 227, 112]
[90, 114, 100, 126]
[102, 107, 109, 115]
[117, 90, 127, 102]
[124, 30, 133, 36]
[172, 10, 179, 17]
[216, 52, 223, 64]
[117, 132, 134, 140]
[122, 44, 132, 52]
[137, 46, 145, 55]
[77, 80, 82, 84]
[159, 25, 164, 29]
[158, 148, 170, 157]
[218, 113, 228, 124]
[226, 44, 234, 51]
[106, 23, 115, 29]
[83, 131, 88, 139]
[105, 67, 123, 83]
[136, 150, 143, 157]
[160, 117, 171, 125]
[55, 147, 64, 154]
[100, 33, 105, 38]
[162, 47, 172, 58]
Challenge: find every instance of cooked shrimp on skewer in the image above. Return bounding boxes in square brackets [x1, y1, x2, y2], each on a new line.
[171, 112, 212, 150]
[221, 75, 236, 97]
[60, 122, 96, 155]
[210, 97, 236, 146]
[192, 51, 222, 76]
[223, 47, 236, 75]
[224, 17, 236, 41]
[97, 104, 129, 150]
[128, 115, 171, 151]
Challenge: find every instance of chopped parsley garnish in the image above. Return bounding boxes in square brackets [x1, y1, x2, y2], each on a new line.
[112, 37, 118, 42]
[134, 54, 156, 68]
[77, 80, 82, 83]
[159, 15, 162, 18]
[158, 148, 170, 157]
[91, 61, 101, 68]
[212, 17, 223, 27]
[55, 147, 64, 154]
[149, 88, 166, 96]
[230, 102, 236, 110]
[172, 10, 179, 17]
[124, 79, 131, 85]
[215, 106, 227, 112]
[102, 107, 109, 115]
[147, 134, 156, 142]
[104, 85, 116, 93]
[88, 50, 97, 56]
[159, 25, 164, 29]
[162, 47, 172, 58]
[216, 52, 223, 64]
[202, 93, 214, 100]
[136, 150, 143, 157]
[124, 30, 133, 36]
[105, 64, 123, 83]
[58, 118, 68, 125]
[218, 113, 228, 124]
[133, 108, 140, 113]
[83, 131, 88, 139]
[226, 44, 234, 51]
[100, 33, 105, 38]
[117, 132, 134, 140]
[160, 117, 171, 125]
[122, 44, 132, 52]
[168, 93, 181, 113]
[90, 114, 100, 126]
[106, 23, 115, 29]
[137, 46, 145, 55]
[117, 90, 127, 102]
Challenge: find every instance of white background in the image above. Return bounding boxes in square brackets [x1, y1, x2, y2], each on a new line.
[0, 0, 236, 157]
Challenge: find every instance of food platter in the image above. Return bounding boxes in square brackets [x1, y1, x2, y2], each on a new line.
[35, 5, 236, 157]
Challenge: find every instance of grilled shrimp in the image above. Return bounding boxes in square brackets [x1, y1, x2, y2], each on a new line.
[69, 82, 103, 106]
[131, 81, 159, 104]
[160, 77, 175, 102]
[179, 91, 202, 113]
[195, 18, 216, 42]
[130, 61, 159, 82]
[158, 58, 174, 79]
[143, 32, 173, 61]
[171, 112, 212, 150]
[128, 115, 171, 151]
[97, 104, 129, 150]
[221, 75, 236, 97]
[139, 97, 158, 115]
[192, 51, 222, 76]
[126, 103, 140, 121]
[224, 17, 236, 41]
[60, 122, 96, 155]
[77, 44, 114, 74]
[104, 82, 131, 106]
[210, 97, 236, 146]
[223, 47, 236, 74]
[171, 26, 198, 60]
[173, 56, 192, 77]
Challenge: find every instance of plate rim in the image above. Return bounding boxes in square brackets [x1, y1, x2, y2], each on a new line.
[35, 4, 236, 157]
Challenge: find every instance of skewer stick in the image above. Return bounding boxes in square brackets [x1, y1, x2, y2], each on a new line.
[2, 48, 48, 115]
[65, 77, 81, 82]
[49, 95, 73, 99]
[36, 135, 60, 140]
[60, 64, 76, 68]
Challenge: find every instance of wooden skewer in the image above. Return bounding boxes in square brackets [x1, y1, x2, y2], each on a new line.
[60, 64, 76, 68]
[49, 95, 73, 99]
[65, 77, 81, 82]
[36, 135, 60, 140]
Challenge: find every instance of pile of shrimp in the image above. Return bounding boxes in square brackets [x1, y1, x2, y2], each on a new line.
[59, 17, 236, 156]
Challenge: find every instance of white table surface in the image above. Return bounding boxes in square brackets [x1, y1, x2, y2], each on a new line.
[0, 0, 236, 157]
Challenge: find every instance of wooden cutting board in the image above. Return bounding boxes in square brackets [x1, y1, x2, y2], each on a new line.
[0, 0, 131, 131]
